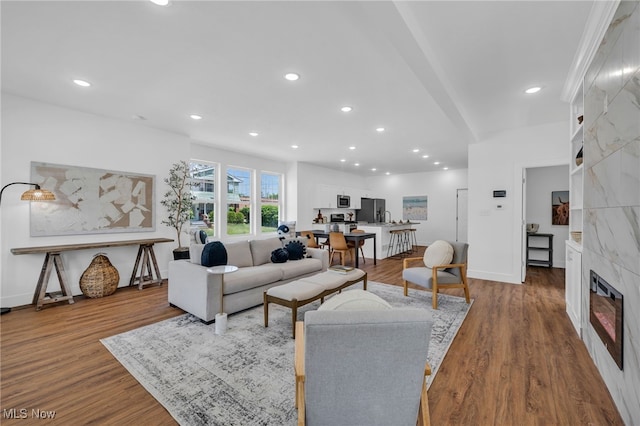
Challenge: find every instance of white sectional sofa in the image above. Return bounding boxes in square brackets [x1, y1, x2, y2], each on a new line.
[168, 237, 329, 323]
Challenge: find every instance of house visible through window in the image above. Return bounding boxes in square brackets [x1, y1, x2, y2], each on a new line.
[190, 161, 217, 238]
[261, 172, 280, 233]
[189, 161, 282, 238]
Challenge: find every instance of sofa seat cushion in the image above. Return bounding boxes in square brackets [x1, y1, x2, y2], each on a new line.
[222, 266, 283, 295]
[303, 268, 366, 290]
[263, 257, 323, 280]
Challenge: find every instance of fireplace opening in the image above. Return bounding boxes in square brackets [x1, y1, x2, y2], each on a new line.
[589, 270, 623, 370]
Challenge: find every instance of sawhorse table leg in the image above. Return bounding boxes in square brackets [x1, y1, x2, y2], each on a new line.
[32, 252, 75, 310]
[129, 244, 163, 289]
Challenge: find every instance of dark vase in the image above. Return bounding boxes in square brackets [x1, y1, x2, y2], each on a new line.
[576, 146, 584, 166]
[173, 248, 190, 260]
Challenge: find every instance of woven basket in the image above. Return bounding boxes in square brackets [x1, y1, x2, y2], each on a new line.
[80, 253, 119, 298]
[570, 231, 582, 244]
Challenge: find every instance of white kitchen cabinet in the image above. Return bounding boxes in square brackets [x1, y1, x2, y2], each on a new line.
[314, 184, 334, 208]
[347, 187, 362, 209]
[565, 241, 582, 336]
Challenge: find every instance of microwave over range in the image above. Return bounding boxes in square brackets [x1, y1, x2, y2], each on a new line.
[337, 194, 350, 208]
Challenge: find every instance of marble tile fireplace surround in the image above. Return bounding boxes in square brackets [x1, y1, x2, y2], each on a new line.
[581, 1, 639, 423]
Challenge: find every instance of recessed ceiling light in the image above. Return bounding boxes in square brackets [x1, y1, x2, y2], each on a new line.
[150, 0, 171, 5]
[434, 161, 440, 165]
[190, 114, 202, 120]
[349, 146, 356, 150]
[284, 73, 300, 81]
[525, 86, 542, 94]
[371, 168, 377, 171]
[291, 145, 299, 149]
[249, 132, 258, 137]
[443, 167, 449, 170]
[385, 172, 391, 175]
[341, 106, 353, 113]
[422, 155, 429, 159]
[412, 149, 420, 153]
[354, 163, 360, 166]
[73, 79, 91, 87]
[340, 159, 346, 162]
[376, 127, 385, 132]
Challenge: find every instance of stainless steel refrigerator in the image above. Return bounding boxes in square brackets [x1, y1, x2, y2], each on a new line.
[356, 198, 386, 223]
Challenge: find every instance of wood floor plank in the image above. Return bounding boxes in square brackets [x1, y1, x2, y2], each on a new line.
[0, 249, 623, 425]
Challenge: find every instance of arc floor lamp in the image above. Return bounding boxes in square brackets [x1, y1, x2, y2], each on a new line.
[0, 182, 56, 314]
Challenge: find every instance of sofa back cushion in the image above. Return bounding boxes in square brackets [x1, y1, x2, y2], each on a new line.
[225, 241, 254, 268]
[189, 244, 205, 265]
[250, 238, 283, 266]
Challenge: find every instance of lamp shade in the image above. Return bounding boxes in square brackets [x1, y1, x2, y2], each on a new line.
[0, 182, 56, 205]
[20, 188, 56, 201]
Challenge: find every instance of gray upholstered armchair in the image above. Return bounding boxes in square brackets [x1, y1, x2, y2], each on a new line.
[402, 240, 470, 309]
[295, 308, 433, 426]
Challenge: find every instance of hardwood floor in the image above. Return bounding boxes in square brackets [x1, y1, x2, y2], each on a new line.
[0, 249, 623, 425]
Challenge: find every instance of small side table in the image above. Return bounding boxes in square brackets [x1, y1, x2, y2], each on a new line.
[206, 265, 238, 334]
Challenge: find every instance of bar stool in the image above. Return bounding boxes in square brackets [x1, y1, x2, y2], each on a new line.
[407, 228, 418, 253]
[387, 229, 402, 258]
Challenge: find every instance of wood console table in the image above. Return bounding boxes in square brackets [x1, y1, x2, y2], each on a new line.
[11, 238, 173, 310]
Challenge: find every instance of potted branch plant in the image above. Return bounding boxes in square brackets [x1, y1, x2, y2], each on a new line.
[161, 160, 194, 260]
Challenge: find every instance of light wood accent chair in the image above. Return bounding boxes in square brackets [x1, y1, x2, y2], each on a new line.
[402, 241, 470, 310]
[328, 232, 353, 266]
[346, 229, 366, 264]
[294, 309, 433, 426]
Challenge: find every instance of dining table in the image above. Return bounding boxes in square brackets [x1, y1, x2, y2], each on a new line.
[297, 230, 376, 268]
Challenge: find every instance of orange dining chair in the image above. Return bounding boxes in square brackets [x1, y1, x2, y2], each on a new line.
[329, 232, 353, 266]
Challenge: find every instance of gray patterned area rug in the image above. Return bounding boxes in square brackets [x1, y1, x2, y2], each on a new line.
[101, 282, 472, 426]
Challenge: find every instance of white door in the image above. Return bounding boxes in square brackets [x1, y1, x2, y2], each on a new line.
[456, 189, 468, 242]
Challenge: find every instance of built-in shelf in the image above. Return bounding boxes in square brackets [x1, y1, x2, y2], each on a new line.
[570, 163, 584, 175]
[566, 82, 584, 337]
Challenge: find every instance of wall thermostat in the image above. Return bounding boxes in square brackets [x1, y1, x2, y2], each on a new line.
[493, 190, 507, 198]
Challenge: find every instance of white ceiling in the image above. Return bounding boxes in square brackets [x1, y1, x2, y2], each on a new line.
[1, 1, 593, 175]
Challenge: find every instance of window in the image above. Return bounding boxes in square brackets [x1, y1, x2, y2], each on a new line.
[260, 172, 281, 233]
[189, 161, 216, 238]
[227, 167, 252, 236]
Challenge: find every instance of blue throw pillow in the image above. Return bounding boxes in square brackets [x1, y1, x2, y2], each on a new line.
[201, 241, 227, 267]
[271, 248, 289, 263]
[285, 240, 306, 260]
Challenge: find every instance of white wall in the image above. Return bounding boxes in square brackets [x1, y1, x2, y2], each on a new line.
[525, 165, 570, 268]
[365, 168, 468, 246]
[0, 94, 286, 307]
[468, 121, 569, 284]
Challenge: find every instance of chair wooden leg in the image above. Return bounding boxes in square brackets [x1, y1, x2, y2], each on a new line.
[431, 268, 439, 310]
[403, 280, 409, 296]
[461, 268, 470, 303]
[418, 374, 431, 426]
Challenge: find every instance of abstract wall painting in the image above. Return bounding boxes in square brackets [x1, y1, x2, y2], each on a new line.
[403, 195, 428, 221]
[30, 162, 155, 236]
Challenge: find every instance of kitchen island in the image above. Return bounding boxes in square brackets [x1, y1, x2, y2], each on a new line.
[357, 222, 417, 259]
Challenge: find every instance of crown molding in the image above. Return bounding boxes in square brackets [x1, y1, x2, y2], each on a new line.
[561, 0, 620, 102]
